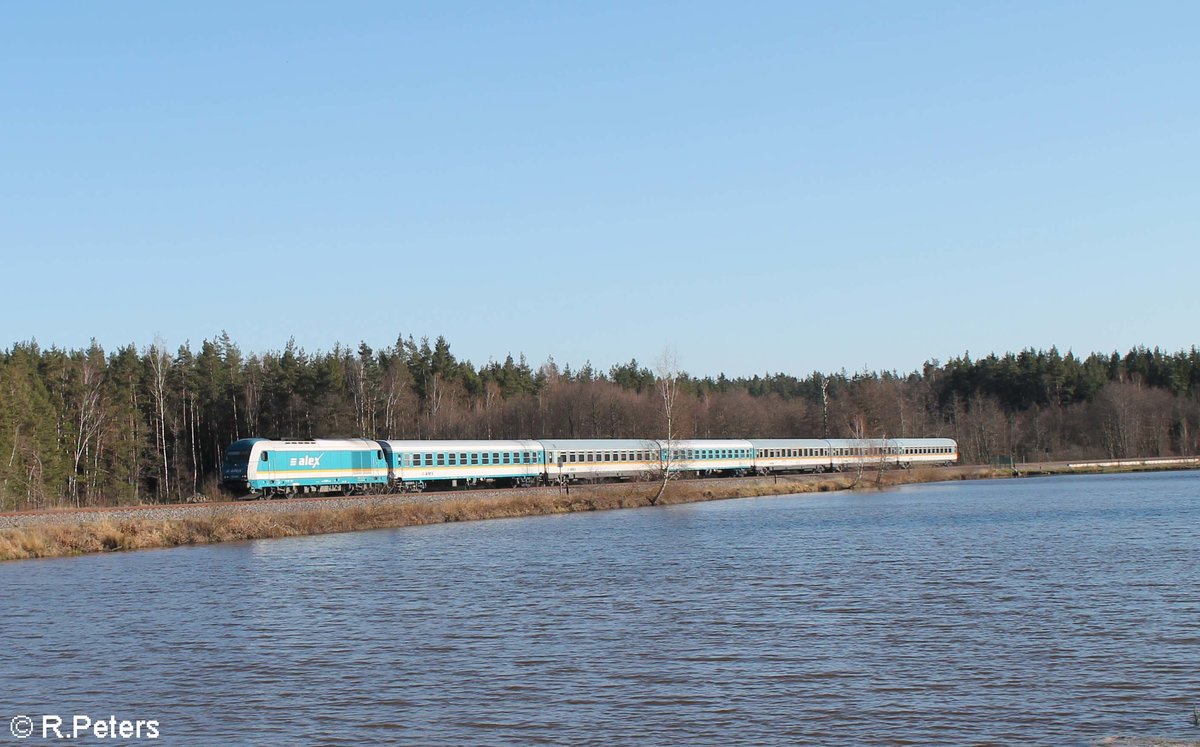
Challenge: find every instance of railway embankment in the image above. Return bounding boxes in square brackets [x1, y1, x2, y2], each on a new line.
[1, 459, 1196, 562]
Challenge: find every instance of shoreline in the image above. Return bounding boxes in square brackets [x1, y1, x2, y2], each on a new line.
[2, 460, 1197, 562]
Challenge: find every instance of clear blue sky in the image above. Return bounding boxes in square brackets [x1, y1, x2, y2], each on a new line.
[3, 2, 1197, 377]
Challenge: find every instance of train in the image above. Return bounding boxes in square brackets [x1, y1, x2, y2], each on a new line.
[221, 436, 959, 498]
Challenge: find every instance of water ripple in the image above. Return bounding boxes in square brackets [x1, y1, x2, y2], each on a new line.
[2, 471, 1198, 745]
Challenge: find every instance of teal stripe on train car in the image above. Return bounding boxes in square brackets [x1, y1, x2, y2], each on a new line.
[249, 475, 388, 489]
[403, 470, 537, 482]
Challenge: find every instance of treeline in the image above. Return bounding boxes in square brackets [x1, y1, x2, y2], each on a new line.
[1, 334, 1198, 509]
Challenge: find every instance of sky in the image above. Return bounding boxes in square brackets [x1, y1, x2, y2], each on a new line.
[2, 1, 1197, 378]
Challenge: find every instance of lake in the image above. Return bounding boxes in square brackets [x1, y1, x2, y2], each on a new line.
[2, 471, 1198, 745]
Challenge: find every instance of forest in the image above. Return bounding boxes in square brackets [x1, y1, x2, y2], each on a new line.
[1, 333, 1198, 509]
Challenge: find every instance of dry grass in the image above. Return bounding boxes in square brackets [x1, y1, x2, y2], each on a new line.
[0, 462, 1148, 562]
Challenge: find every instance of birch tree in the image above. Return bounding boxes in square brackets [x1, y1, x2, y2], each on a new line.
[147, 337, 171, 501]
[650, 349, 681, 506]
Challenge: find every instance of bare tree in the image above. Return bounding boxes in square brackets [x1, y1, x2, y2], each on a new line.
[148, 337, 171, 501]
[650, 349, 681, 506]
[68, 344, 107, 506]
[819, 375, 830, 438]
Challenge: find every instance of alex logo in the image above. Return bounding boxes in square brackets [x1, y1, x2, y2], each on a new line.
[289, 455, 323, 468]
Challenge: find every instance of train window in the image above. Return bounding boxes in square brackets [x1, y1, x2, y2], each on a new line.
[376, 450, 383, 459]
[482, 453, 490, 464]
[470, 453, 479, 465]
[436, 454, 445, 465]
[460, 452, 467, 464]
[261, 452, 268, 461]
[449, 453, 458, 466]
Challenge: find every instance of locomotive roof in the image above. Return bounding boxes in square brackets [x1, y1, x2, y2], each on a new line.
[251, 438, 382, 450]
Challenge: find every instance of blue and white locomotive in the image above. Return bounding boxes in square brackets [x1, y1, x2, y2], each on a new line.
[222, 435, 959, 498]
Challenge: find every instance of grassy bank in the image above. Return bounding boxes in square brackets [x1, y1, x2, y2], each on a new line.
[0, 463, 1176, 562]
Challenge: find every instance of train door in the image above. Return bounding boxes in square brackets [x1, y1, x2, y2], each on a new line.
[378, 441, 397, 485]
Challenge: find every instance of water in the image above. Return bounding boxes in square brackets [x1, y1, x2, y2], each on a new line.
[2, 471, 1198, 745]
